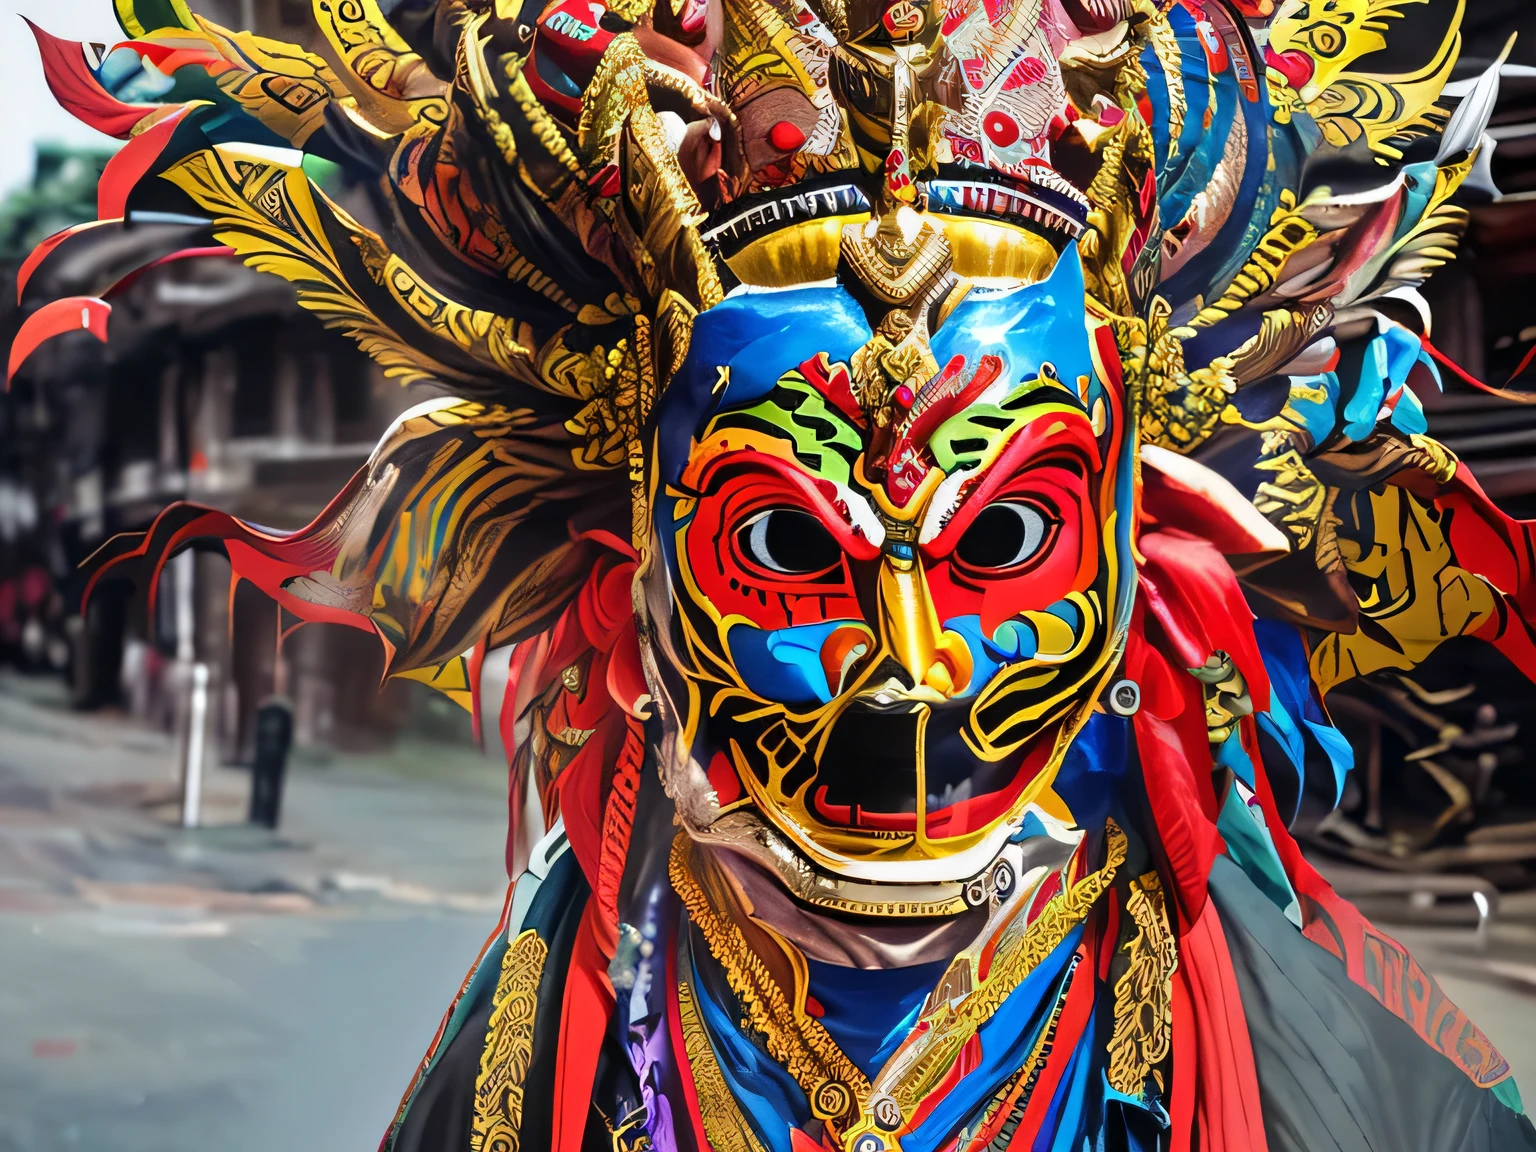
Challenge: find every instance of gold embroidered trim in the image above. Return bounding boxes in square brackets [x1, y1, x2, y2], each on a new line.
[958, 821, 1126, 1024]
[669, 835, 871, 1134]
[471, 928, 549, 1152]
[677, 975, 769, 1152]
[838, 823, 1125, 1149]
[1106, 872, 1176, 1098]
[955, 951, 1081, 1152]
[894, 825, 1123, 1104]
[673, 823, 1127, 1149]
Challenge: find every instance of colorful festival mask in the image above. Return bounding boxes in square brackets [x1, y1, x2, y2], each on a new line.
[648, 249, 1135, 890]
[17, 0, 1536, 1147]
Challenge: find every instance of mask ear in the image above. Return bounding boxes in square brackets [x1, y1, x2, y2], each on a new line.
[1043, 240, 1086, 300]
[1018, 243, 1093, 379]
[1035, 243, 1091, 364]
[1140, 443, 1289, 564]
[936, 241, 1096, 382]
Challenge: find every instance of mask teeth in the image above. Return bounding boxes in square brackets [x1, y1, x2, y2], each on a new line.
[922, 178, 1087, 237]
[1059, 0, 1132, 34]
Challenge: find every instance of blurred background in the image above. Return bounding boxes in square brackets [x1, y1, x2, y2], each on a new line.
[0, 1, 513, 1149]
[4, 1, 1536, 1149]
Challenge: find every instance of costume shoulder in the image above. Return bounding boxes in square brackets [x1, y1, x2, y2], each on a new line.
[1208, 857, 1536, 1152]
[386, 825, 611, 1152]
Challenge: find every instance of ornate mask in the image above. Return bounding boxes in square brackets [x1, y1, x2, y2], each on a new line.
[647, 249, 1135, 891]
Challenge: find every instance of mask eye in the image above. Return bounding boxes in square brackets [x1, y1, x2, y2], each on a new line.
[954, 502, 1051, 570]
[738, 509, 843, 575]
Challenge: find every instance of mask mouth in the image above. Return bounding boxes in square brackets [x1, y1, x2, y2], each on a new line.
[804, 698, 1040, 839]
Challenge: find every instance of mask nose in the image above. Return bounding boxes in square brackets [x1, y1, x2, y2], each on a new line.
[877, 561, 973, 698]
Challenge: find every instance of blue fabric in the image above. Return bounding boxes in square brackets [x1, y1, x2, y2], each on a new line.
[1055, 1038, 1099, 1152]
[1214, 726, 1257, 790]
[1052, 711, 1134, 835]
[1218, 781, 1302, 926]
[690, 941, 809, 1152]
[1252, 618, 1353, 813]
[1142, 39, 1173, 174]
[1035, 1021, 1096, 1152]
[1299, 324, 1439, 446]
[905, 929, 1084, 1152]
[1154, 5, 1221, 230]
[804, 956, 952, 1077]
[1100, 1078, 1172, 1152]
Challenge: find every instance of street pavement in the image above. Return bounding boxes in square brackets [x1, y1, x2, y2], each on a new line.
[2, 671, 1536, 1149]
[0, 671, 508, 1152]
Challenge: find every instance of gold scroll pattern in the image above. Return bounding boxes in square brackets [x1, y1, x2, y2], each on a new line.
[159, 147, 471, 386]
[471, 928, 549, 1152]
[677, 976, 770, 1152]
[833, 822, 1127, 1150]
[350, 232, 542, 384]
[669, 834, 872, 1135]
[1105, 872, 1176, 1098]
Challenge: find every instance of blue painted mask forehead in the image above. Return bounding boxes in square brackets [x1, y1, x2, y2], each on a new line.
[656, 247, 1103, 486]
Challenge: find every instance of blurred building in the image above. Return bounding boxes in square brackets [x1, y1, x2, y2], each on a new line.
[0, 143, 107, 676]
[0, 143, 111, 680]
[0, 0, 482, 768]
[0, 119, 453, 759]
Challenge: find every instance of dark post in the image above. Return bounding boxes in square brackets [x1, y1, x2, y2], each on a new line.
[249, 698, 293, 829]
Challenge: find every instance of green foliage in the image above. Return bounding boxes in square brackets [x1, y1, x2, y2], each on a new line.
[0, 144, 116, 263]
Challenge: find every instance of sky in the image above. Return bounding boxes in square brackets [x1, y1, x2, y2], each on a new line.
[2, 0, 126, 197]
